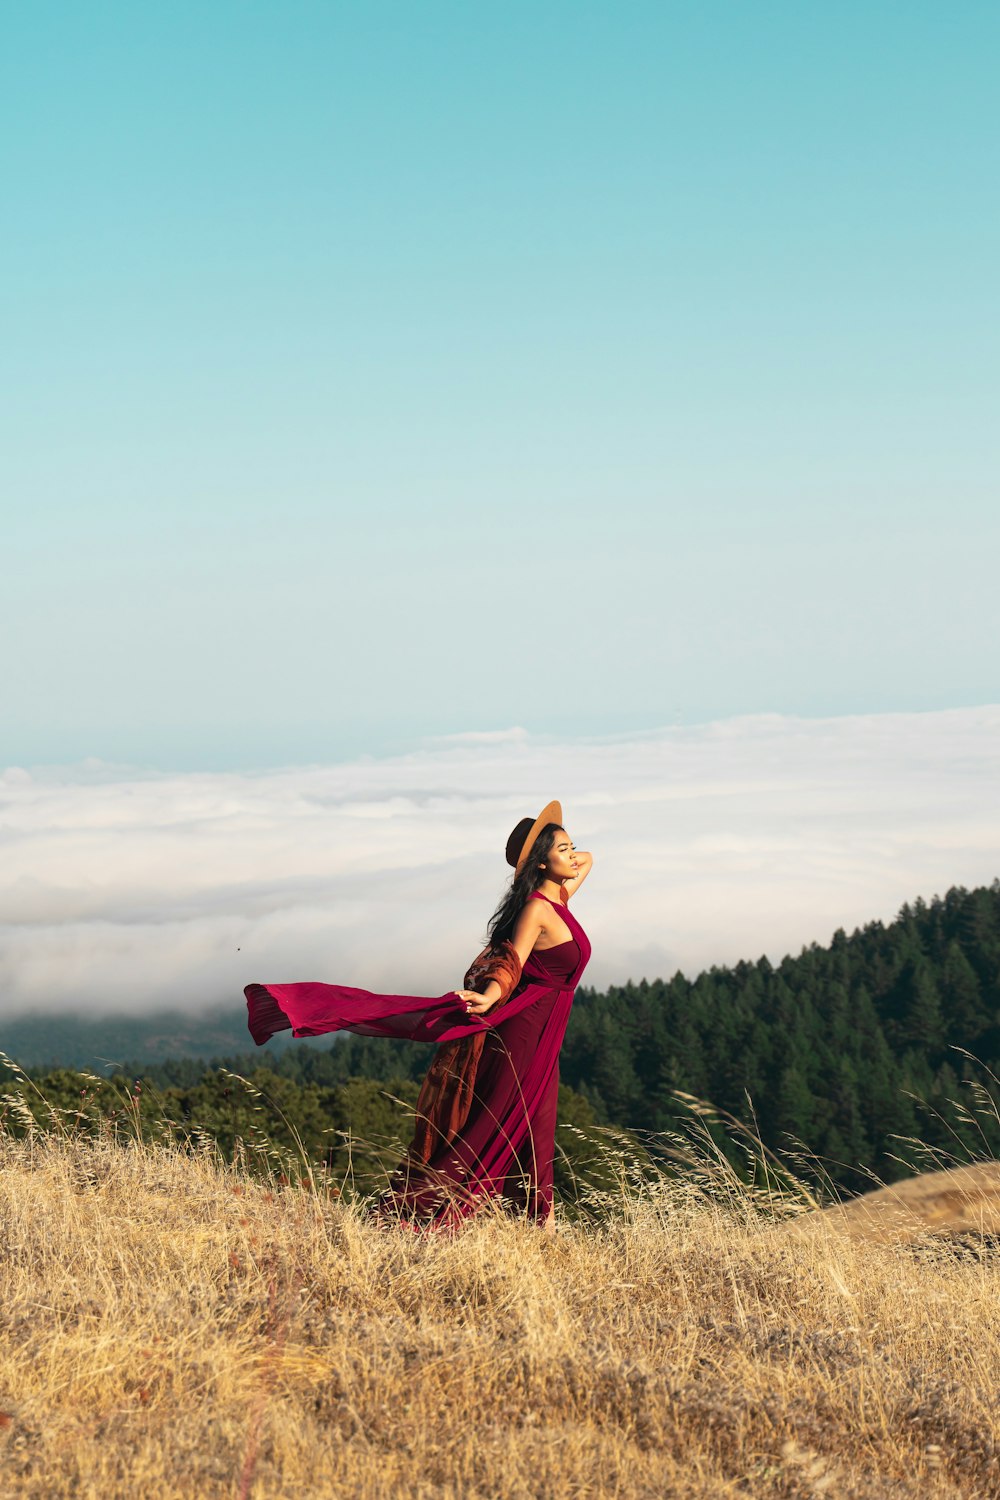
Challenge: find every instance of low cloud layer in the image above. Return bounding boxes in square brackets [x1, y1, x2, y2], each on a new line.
[2, 706, 998, 1020]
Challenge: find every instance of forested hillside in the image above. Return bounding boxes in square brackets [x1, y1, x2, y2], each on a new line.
[4, 881, 999, 1197]
[559, 880, 1000, 1191]
[125, 880, 1000, 1195]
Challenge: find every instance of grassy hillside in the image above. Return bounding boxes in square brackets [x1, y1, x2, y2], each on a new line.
[0, 1126, 997, 1498]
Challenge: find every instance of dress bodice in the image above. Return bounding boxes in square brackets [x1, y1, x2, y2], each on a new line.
[520, 892, 592, 990]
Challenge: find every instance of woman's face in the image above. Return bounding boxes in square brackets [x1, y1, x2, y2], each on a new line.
[542, 828, 578, 883]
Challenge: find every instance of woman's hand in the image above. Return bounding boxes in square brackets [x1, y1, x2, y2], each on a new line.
[454, 988, 497, 1016]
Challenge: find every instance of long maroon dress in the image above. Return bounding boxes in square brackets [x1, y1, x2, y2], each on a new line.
[244, 892, 591, 1232]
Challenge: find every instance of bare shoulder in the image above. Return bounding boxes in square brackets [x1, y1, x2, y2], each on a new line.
[510, 896, 547, 966]
[514, 896, 546, 936]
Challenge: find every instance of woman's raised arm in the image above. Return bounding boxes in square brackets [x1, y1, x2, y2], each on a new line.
[562, 849, 593, 900]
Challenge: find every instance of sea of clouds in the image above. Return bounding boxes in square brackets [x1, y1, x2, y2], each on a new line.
[2, 705, 998, 1019]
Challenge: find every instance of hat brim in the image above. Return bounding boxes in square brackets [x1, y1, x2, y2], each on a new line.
[514, 799, 564, 874]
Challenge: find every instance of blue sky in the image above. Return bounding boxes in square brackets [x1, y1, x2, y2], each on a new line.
[3, 2, 997, 771]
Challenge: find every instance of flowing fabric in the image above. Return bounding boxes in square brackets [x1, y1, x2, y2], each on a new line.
[244, 890, 592, 1233]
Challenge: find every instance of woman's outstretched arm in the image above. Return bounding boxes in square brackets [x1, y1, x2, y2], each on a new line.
[459, 900, 545, 1015]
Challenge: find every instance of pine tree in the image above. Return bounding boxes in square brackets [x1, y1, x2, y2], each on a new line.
[940, 939, 988, 1042]
[903, 961, 946, 1053]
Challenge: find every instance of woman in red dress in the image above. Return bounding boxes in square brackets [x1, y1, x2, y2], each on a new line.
[244, 800, 593, 1234]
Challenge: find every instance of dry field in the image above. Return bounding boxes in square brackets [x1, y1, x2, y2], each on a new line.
[1, 1123, 999, 1499]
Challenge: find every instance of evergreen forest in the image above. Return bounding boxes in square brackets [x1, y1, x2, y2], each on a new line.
[3, 881, 999, 1203]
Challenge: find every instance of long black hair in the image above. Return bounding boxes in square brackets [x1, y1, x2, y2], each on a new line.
[482, 823, 565, 949]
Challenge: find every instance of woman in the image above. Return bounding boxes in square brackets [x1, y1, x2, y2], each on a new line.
[244, 799, 593, 1234]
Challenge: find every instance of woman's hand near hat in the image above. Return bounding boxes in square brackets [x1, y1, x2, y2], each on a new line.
[454, 982, 502, 1016]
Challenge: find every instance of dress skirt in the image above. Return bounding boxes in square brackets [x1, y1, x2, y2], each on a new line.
[372, 985, 574, 1233]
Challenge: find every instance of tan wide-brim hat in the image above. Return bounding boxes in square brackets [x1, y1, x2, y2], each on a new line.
[505, 799, 563, 874]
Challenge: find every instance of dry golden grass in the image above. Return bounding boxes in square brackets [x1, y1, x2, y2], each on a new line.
[795, 1161, 1000, 1247]
[1, 1123, 999, 1499]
